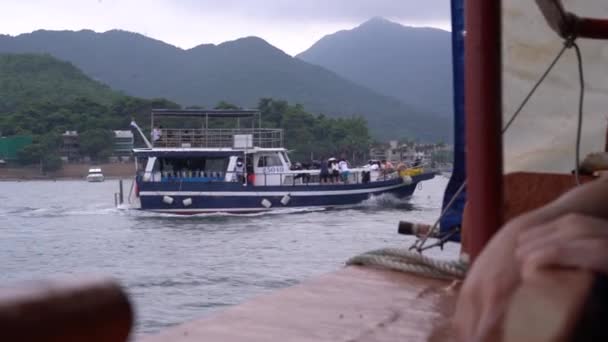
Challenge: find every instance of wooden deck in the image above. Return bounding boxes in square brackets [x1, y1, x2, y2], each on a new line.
[141, 266, 458, 342]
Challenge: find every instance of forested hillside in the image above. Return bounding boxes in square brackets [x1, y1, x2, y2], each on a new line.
[0, 30, 448, 141]
[0, 54, 371, 168]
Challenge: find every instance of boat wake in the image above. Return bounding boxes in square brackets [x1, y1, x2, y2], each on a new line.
[353, 193, 414, 211]
[1, 205, 120, 218]
[124, 206, 328, 219]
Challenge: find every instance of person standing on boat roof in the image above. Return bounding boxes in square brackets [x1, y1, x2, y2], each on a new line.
[151, 126, 162, 143]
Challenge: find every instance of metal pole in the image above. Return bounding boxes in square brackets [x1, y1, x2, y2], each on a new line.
[605, 119, 608, 152]
[119, 179, 124, 205]
[465, 0, 503, 261]
[258, 112, 262, 147]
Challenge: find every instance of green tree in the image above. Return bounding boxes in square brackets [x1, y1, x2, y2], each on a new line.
[79, 129, 114, 162]
[41, 153, 62, 172]
[17, 144, 44, 165]
[214, 101, 240, 110]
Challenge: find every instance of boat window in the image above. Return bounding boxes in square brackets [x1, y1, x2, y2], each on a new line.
[257, 155, 282, 167]
[280, 152, 291, 166]
[155, 157, 229, 180]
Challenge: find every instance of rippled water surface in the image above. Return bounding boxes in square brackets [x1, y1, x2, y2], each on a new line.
[0, 175, 458, 335]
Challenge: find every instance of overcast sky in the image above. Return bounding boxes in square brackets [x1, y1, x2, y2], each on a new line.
[0, 0, 451, 55]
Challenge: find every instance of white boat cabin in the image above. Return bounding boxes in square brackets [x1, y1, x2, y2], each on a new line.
[133, 109, 398, 187]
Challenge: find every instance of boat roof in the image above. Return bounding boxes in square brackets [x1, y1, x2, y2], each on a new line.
[132, 147, 287, 158]
[151, 109, 259, 118]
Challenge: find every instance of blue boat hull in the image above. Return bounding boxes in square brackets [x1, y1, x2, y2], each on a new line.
[136, 173, 434, 214]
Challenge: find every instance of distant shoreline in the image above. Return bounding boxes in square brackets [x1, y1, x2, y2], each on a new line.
[0, 176, 130, 182]
[0, 162, 134, 181]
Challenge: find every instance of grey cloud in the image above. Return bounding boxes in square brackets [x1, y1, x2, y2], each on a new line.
[171, 0, 450, 23]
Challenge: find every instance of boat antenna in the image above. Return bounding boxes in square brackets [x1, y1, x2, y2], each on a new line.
[130, 118, 153, 148]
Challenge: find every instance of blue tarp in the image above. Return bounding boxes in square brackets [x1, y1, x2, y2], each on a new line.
[440, 0, 467, 241]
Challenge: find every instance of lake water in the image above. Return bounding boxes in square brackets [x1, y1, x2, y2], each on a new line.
[0, 175, 459, 335]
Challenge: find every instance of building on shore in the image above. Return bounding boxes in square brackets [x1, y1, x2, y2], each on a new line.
[61, 131, 80, 162]
[112, 130, 134, 162]
[369, 140, 453, 168]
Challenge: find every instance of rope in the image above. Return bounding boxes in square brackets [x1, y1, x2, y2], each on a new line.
[347, 248, 467, 280]
[571, 41, 585, 185]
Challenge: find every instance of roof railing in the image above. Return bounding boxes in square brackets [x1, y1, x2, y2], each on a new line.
[153, 128, 283, 149]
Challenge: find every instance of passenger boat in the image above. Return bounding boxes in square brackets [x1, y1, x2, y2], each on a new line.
[129, 109, 434, 214]
[86, 168, 104, 182]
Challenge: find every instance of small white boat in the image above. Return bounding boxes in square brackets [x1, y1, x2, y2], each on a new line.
[86, 168, 105, 182]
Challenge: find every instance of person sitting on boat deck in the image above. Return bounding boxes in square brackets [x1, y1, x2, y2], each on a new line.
[338, 158, 350, 183]
[454, 175, 608, 341]
[319, 159, 330, 184]
[234, 158, 245, 184]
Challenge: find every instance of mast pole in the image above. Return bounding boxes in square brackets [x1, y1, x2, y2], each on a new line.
[465, 0, 504, 260]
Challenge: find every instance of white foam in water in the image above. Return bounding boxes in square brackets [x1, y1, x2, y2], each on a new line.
[357, 193, 412, 209]
[122, 206, 327, 219]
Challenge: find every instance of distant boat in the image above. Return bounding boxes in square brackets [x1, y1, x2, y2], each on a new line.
[127, 109, 435, 214]
[86, 168, 104, 182]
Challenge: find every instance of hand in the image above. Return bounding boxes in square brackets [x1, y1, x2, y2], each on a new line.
[454, 178, 608, 341]
[453, 218, 524, 341]
[517, 213, 608, 279]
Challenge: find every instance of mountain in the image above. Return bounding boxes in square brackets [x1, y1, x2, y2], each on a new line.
[298, 17, 453, 119]
[0, 53, 120, 113]
[0, 29, 448, 141]
[0, 53, 180, 137]
[0, 54, 373, 166]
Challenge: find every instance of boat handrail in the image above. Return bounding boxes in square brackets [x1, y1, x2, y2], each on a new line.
[138, 168, 420, 187]
[153, 128, 283, 148]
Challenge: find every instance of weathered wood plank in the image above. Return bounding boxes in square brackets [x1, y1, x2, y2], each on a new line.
[142, 267, 457, 342]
